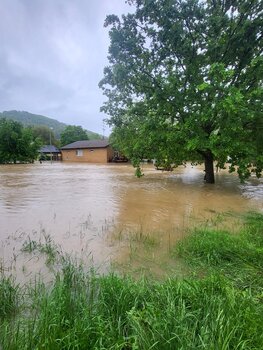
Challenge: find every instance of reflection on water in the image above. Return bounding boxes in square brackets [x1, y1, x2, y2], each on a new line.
[0, 162, 262, 280]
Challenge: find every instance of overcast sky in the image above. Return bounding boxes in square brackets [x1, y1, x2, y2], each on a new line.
[0, 0, 132, 135]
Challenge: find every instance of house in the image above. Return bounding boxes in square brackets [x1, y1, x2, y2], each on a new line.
[39, 145, 61, 161]
[60, 140, 114, 163]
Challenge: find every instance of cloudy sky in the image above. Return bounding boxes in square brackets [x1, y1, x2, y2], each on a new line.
[0, 0, 132, 135]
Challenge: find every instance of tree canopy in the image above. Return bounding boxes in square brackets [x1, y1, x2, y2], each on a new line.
[100, 0, 263, 183]
[0, 118, 41, 163]
[60, 125, 89, 146]
[31, 125, 57, 146]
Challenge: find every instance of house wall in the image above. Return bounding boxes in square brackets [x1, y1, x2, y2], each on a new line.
[61, 147, 113, 163]
[107, 147, 114, 162]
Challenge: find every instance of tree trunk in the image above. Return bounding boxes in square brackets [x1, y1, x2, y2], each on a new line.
[204, 152, 215, 184]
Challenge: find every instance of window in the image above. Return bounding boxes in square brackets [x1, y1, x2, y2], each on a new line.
[76, 149, 83, 156]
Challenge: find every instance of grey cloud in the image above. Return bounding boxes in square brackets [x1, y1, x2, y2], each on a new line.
[0, 0, 131, 134]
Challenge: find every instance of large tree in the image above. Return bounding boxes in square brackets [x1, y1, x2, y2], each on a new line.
[100, 0, 263, 183]
[0, 118, 41, 163]
[60, 125, 89, 146]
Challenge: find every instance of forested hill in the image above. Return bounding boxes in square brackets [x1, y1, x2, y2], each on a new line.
[0, 110, 66, 138]
[0, 110, 102, 139]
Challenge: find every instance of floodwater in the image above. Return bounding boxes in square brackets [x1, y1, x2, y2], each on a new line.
[0, 162, 262, 280]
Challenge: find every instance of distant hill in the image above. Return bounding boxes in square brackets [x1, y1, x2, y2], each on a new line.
[0, 110, 102, 140]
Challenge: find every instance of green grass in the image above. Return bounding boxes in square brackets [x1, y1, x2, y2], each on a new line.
[175, 211, 263, 296]
[0, 276, 19, 319]
[112, 227, 160, 248]
[242, 211, 263, 246]
[1, 267, 262, 349]
[21, 237, 38, 253]
[0, 212, 262, 349]
[21, 233, 59, 265]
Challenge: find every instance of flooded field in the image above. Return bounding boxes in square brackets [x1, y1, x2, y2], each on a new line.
[0, 162, 262, 280]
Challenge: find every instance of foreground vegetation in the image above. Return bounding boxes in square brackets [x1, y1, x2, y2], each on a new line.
[0, 212, 262, 349]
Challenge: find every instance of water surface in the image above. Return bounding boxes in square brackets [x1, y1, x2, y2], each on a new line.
[0, 162, 262, 279]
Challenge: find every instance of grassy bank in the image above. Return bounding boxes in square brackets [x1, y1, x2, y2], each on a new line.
[175, 212, 263, 296]
[0, 212, 262, 349]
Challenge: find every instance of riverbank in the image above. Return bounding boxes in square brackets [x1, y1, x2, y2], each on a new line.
[0, 212, 262, 349]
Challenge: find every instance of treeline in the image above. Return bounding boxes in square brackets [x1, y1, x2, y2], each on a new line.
[32, 124, 101, 147]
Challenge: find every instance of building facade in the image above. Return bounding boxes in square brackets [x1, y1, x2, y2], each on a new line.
[60, 140, 113, 163]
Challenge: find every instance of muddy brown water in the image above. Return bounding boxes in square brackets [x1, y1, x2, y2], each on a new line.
[0, 162, 262, 280]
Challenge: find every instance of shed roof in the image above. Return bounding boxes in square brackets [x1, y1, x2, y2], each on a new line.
[60, 140, 110, 150]
[39, 145, 60, 153]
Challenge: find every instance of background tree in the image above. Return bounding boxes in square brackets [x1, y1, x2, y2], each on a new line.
[0, 119, 41, 163]
[60, 125, 89, 146]
[31, 125, 57, 146]
[18, 127, 42, 163]
[100, 0, 263, 183]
